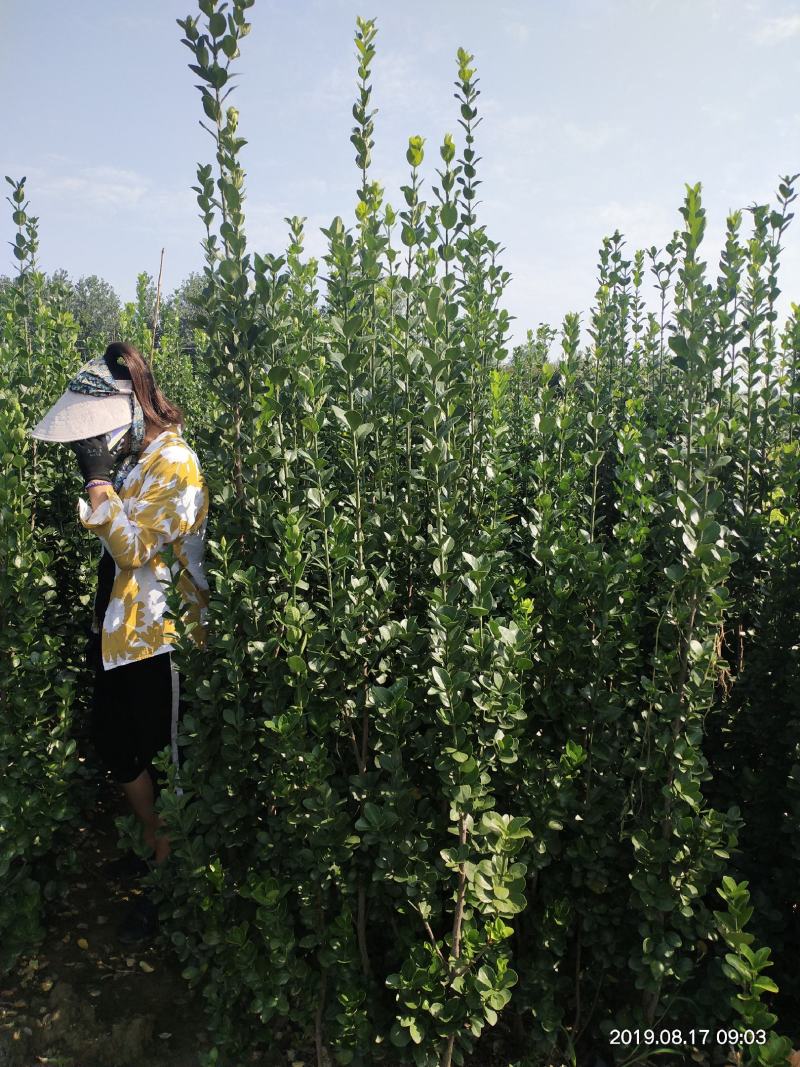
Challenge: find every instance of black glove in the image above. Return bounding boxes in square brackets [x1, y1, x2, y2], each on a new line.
[69, 434, 114, 485]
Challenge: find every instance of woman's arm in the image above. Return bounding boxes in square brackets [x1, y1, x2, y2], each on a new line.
[79, 451, 207, 570]
[87, 482, 114, 512]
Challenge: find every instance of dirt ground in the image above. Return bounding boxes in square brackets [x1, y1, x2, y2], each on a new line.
[0, 778, 294, 1067]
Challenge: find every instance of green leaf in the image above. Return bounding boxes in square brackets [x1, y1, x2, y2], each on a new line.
[389, 1022, 410, 1047]
[440, 203, 457, 229]
[408, 1019, 424, 1044]
[431, 665, 451, 689]
[752, 976, 779, 994]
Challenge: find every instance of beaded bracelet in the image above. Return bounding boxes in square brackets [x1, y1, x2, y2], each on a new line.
[85, 479, 113, 490]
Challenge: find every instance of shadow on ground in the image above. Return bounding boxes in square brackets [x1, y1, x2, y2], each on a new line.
[0, 777, 217, 1067]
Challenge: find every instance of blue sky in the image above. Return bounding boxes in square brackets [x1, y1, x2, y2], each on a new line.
[3, 0, 800, 350]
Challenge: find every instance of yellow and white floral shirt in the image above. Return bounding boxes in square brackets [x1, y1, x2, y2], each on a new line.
[78, 428, 210, 672]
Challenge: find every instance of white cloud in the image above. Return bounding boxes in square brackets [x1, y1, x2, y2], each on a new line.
[373, 49, 456, 129]
[585, 198, 682, 254]
[504, 21, 531, 45]
[563, 121, 625, 152]
[754, 13, 800, 43]
[298, 62, 352, 110]
[493, 113, 543, 139]
[110, 13, 161, 33]
[295, 46, 453, 145]
[699, 102, 743, 126]
[1, 161, 160, 212]
[244, 199, 336, 259]
[0, 159, 199, 244]
[487, 112, 625, 161]
[40, 166, 149, 209]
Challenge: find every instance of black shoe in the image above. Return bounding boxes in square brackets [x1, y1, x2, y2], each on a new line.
[117, 893, 158, 944]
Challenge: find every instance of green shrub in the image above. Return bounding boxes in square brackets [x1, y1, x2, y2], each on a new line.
[0, 178, 94, 974]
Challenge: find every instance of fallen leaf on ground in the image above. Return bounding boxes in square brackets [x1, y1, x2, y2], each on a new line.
[76, 938, 89, 950]
[139, 961, 155, 973]
[40, 979, 53, 993]
[159, 1032, 172, 1039]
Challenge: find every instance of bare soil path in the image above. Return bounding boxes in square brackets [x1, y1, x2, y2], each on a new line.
[0, 779, 216, 1067]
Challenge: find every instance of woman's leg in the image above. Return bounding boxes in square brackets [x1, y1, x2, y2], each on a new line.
[121, 769, 170, 864]
[91, 652, 177, 868]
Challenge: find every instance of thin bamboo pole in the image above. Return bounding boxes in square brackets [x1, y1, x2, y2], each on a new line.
[150, 247, 165, 360]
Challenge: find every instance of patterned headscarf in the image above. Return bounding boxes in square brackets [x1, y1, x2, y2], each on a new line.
[68, 355, 146, 491]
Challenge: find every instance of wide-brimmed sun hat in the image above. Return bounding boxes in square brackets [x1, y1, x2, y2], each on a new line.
[29, 351, 141, 443]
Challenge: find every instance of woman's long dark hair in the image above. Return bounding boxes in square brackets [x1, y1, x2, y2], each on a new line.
[103, 342, 184, 432]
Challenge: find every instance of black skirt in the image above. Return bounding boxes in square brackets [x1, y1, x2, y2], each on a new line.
[90, 649, 183, 786]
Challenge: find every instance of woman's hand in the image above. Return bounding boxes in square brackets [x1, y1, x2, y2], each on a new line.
[69, 433, 115, 486]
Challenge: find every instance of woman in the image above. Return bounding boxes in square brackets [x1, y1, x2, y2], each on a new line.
[31, 341, 209, 943]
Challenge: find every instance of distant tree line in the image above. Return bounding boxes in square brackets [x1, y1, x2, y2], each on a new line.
[0, 269, 206, 360]
[0, 268, 557, 379]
